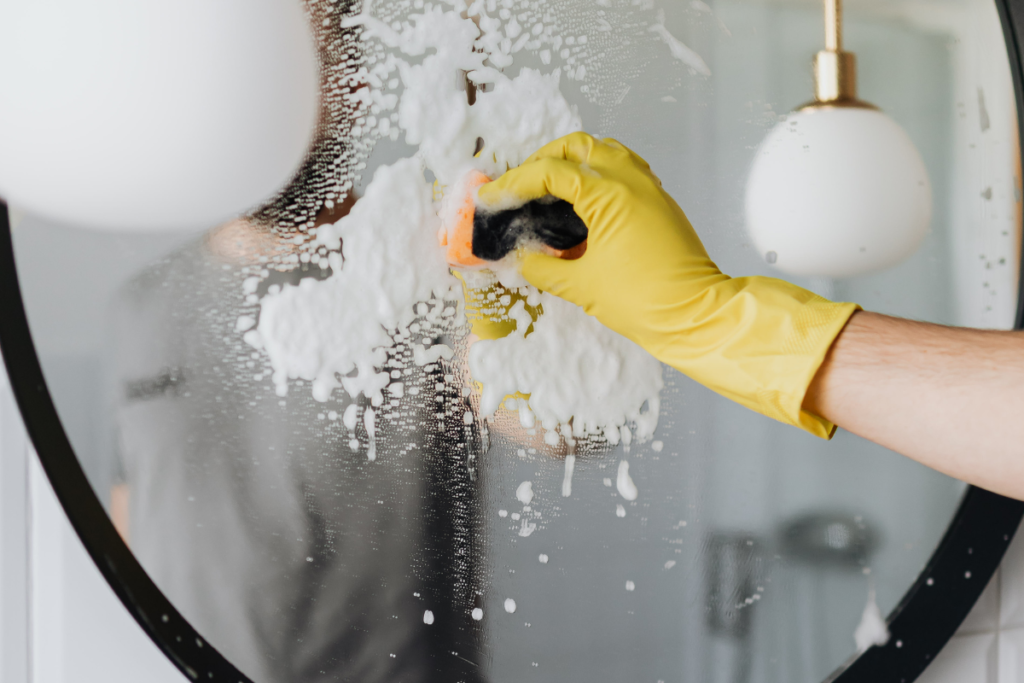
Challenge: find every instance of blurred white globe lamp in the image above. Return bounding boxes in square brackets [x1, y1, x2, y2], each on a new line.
[0, 0, 319, 232]
[745, 0, 932, 279]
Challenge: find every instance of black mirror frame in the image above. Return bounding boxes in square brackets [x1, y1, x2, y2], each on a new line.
[3, 3, 1024, 679]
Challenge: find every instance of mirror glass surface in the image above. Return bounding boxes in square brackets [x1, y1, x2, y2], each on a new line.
[7, 0, 1021, 681]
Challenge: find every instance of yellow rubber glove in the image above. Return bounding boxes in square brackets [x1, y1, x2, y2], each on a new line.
[455, 272, 539, 340]
[477, 132, 860, 438]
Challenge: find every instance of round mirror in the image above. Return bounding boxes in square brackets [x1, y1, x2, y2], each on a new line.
[2, 0, 1023, 681]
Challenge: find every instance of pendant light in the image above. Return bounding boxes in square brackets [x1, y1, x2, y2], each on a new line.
[0, 0, 319, 232]
[745, 0, 932, 279]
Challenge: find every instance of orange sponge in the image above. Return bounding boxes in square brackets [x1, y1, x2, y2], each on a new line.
[439, 169, 588, 269]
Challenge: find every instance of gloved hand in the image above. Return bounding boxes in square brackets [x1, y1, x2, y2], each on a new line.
[477, 132, 860, 438]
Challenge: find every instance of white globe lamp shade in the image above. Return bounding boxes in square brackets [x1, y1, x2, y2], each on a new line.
[0, 0, 319, 232]
[746, 107, 932, 278]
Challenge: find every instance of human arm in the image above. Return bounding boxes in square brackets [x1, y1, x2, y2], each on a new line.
[478, 132, 858, 439]
[480, 131, 1024, 499]
[805, 311, 1024, 500]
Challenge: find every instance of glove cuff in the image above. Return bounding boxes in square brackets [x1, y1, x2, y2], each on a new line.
[754, 293, 860, 438]
[644, 277, 860, 439]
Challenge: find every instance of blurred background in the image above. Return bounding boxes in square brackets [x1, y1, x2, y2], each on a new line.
[1, 0, 1020, 681]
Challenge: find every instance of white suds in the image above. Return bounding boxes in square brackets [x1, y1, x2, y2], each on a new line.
[413, 342, 454, 367]
[342, 404, 359, 430]
[516, 481, 535, 506]
[518, 518, 537, 537]
[561, 454, 575, 497]
[616, 504, 626, 518]
[538, 554, 549, 564]
[854, 588, 890, 653]
[617, 460, 638, 501]
[664, 560, 676, 570]
[364, 406, 377, 461]
[504, 598, 517, 614]
[471, 295, 662, 444]
[257, 159, 458, 404]
[625, 580, 636, 592]
[471, 608, 484, 621]
[649, 11, 711, 77]
[423, 610, 435, 625]
[652, 440, 664, 452]
[251, 2, 668, 450]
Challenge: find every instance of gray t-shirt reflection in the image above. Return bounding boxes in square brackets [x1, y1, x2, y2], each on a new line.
[110, 237, 487, 683]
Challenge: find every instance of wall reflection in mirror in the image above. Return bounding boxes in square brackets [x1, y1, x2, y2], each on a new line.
[8, 0, 1020, 681]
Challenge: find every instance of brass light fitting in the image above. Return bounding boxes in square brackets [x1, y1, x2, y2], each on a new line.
[801, 0, 877, 110]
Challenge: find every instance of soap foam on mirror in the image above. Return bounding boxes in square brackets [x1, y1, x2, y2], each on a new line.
[251, 0, 709, 448]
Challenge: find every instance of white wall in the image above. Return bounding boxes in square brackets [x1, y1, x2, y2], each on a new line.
[915, 534, 1024, 683]
[0, 365, 183, 683]
[0, 351, 28, 683]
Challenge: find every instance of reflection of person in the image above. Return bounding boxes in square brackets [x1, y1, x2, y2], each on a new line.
[481, 132, 1024, 501]
[108, 211, 489, 683]
[106, 1, 493, 679]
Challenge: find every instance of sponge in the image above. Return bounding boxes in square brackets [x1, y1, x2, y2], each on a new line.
[439, 169, 588, 268]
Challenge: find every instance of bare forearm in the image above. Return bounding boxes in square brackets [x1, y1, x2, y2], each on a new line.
[804, 311, 1024, 500]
